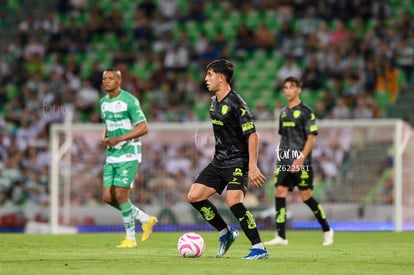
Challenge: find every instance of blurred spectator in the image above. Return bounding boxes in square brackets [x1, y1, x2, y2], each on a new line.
[374, 59, 400, 103]
[235, 23, 256, 52]
[314, 99, 328, 119]
[395, 35, 414, 82]
[85, 7, 106, 35]
[275, 55, 302, 90]
[157, 0, 179, 20]
[113, 34, 136, 65]
[296, 7, 319, 36]
[302, 54, 323, 90]
[22, 36, 46, 62]
[371, 0, 391, 22]
[132, 9, 154, 43]
[152, 9, 176, 38]
[329, 97, 351, 119]
[137, 0, 158, 18]
[75, 79, 99, 118]
[148, 167, 178, 206]
[181, 1, 205, 22]
[352, 95, 374, 119]
[253, 100, 273, 121]
[254, 22, 276, 52]
[164, 43, 190, 72]
[104, 7, 124, 36]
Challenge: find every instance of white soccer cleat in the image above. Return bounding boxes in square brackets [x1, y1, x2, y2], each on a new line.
[264, 235, 288, 246]
[323, 229, 334, 246]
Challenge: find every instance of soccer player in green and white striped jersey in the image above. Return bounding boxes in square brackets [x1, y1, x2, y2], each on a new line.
[100, 68, 157, 248]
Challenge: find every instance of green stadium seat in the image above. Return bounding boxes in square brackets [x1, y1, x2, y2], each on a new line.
[202, 20, 217, 40]
[263, 10, 279, 31]
[228, 10, 242, 28]
[221, 19, 237, 40]
[245, 10, 260, 29]
[185, 21, 201, 42]
[194, 100, 209, 121]
[7, 0, 21, 10]
[251, 49, 268, 67]
[6, 84, 18, 100]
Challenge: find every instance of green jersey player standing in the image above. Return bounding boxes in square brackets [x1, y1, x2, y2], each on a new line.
[100, 68, 157, 248]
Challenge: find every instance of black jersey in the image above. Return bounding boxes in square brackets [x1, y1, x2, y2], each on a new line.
[277, 102, 318, 166]
[209, 90, 256, 168]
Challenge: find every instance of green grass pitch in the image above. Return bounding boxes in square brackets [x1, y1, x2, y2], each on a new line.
[1, 231, 414, 275]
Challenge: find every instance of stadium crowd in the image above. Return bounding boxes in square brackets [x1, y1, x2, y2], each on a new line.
[0, 0, 413, 210]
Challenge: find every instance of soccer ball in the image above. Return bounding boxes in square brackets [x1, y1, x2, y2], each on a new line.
[177, 232, 205, 258]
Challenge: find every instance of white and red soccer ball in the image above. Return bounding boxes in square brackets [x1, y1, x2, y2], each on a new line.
[177, 232, 205, 258]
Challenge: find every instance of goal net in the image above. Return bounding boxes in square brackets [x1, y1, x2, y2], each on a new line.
[46, 118, 414, 233]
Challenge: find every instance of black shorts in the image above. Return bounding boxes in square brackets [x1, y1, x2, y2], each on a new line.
[274, 164, 314, 191]
[195, 163, 248, 195]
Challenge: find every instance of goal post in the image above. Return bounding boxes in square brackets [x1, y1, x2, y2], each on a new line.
[48, 118, 414, 233]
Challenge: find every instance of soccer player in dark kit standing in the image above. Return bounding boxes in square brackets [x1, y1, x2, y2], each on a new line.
[186, 59, 268, 259]
[265, 76, 334, 246]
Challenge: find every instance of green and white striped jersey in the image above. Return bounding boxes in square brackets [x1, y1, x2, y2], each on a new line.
[100, 90, 146, 164]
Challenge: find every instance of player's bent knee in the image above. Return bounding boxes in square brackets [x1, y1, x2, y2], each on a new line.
[186, 193, 198, 202]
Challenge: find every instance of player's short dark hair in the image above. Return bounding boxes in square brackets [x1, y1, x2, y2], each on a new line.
[206, 59, 234, 84]
[283, 76, 302, 87]
[103, 68, 121, 78]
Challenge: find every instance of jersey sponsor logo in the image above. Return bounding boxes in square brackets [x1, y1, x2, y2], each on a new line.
[293, 110, 301, 118]
[282, 121, 296, 127]
[211, 119, 224, 126]
[221, 105, 228, 115]
[242, 121, 254, 132]
[106, 119, 133, 131]
[114, 113, 124, 118]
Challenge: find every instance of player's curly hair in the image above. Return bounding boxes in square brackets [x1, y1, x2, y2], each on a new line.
[206, 59, 234, 84]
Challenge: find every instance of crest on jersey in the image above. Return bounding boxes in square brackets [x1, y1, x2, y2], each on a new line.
[221, 105, 228, 115]
[293, 110, 301, 119]
[116, 101, 122, 110]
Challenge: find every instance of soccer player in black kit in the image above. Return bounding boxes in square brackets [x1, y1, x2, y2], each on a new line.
[186, 59, 269, 259]
[265, 76, 334, 246]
